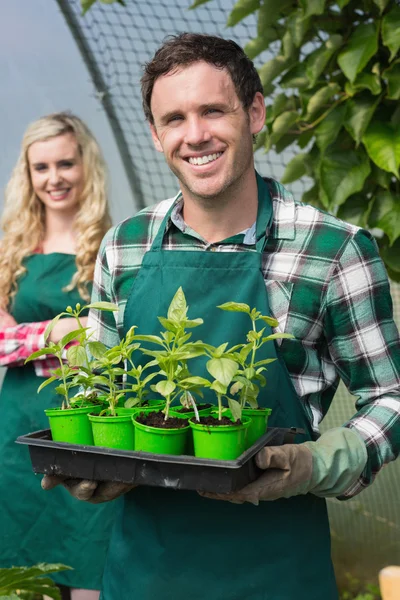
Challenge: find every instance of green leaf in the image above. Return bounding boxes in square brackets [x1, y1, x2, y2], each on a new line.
[81, 0, 96, 14]
[179, 376, 211, 387]
[206, 358, 239, 386]
[318, 147, 371, 208]
[305, 35, 342, 87]
[217, 302, 250, 313]
[376, 200, 400, 245]
[134, 334, 165, 345]
[86, 301, 119, 312]
[43, 313, 63, 342]
[305, 83, 340, 120]
[183, 318, 203, 328]
[259, 315, 279, 327]
[189, 0, 212, 7]
[266, 111, 299, 150]
[380, 237, 400, 272]
[362, 122, 400, 177]
[280, 63, 309, 89]
[244, 30, 279, 59]
[261, 332, 295, 342]
[337, 24, 379, 84]
[382, 5, 400, 61]
[25, 347, 57, 362]
[315, 103, 346, 153]
[228, 398, 242, 421]
[210, 380, 227, 395]
[268, 93, 290, 123]
[372, 0, 390, 14]
[287, 9, 310, 48]
[299, 0, 325, 18]
[258, 56, 291, 93]
[336, 0, 351, 7]
[60, 328, 86, 348]
[345, 72, 382, 97]
[345, 92, 379, 146]
[257, 0, 290, 33]
[67, 345, 87, 367]
[281, 154, 309, 184]
[37, 376, 58, 393]
[87, 341, 107, 359]
[155, 380, 176, 397]
[337, 194, 370, 227]
[167, 287, 187, 322]
[227, 0, 260, 27]
[384, 62, 400, 100]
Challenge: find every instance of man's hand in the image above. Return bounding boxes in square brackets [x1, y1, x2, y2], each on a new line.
[199, 427, 367, 505]
[42, 474, 134, 504]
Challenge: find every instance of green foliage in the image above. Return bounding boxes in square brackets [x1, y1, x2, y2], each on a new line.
[0, 563, 71, 600]
[81, 0, 125, 15]
[339, 572, 381, 599]
[191, 0, 400, 278]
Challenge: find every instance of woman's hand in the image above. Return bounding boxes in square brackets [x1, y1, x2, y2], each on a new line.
[0, 308, 18, 329]
[49, 316, 88, 343]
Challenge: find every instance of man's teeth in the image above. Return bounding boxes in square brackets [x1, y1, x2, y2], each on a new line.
[188, 152, 222, 166]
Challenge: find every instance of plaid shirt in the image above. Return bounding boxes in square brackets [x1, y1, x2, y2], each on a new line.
[0, 320, 60, 377]
[88, 177, 400, 499]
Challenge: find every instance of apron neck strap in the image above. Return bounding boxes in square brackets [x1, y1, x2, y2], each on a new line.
[151, 172, 273, 253]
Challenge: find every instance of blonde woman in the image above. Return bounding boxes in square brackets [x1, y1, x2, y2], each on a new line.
[0, 113, 114, 600]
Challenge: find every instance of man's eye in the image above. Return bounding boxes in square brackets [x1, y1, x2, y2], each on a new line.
[169, 115, 183, 123]
[206, 108, 221, 115]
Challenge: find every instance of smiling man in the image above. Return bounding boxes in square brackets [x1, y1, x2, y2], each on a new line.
[43, 34, 400, 600]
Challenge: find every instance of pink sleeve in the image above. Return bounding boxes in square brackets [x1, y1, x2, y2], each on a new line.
[0, 321, 50, 367]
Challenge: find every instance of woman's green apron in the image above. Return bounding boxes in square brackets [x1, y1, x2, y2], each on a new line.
[101, 175, 338, 599]
[0, 254, 114, 589]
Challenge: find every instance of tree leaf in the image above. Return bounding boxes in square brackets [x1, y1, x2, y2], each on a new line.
[258, 56, 291, 92]
[287, 9, 310, 48]
[189, 0, 212, 7]
[155, 380, 176, 397]
[280, 63, 309, 89]
[382, 4, 400, 61]
[217, 302, 250, 313]
[167, 287, 187, 322]
[67, 346, 87, 367]
[81, 0, 96, 14]
[337, 23, 379, 83]
[37, 376, 58, 394]
[244, 29, 280, 59]
[266, 111, 299, 150]
[384, 62, 400, 100]
[87, 341, 108, 359]
[318, 147, 371, 208]
[362, 122, 400, 177]
[206, 358, 239, 386]
[336, 0, 351, 7]
[372, 0, 390, 15]
[315, 103, 346, 153]
[257, 0, 291, 33]
[227, 0, 260, 27]
[337, 194, 370, 227]
[305, 35, 342, 87]
[86, 301, 119, 312]
[345, 72, 382, 96]
[345, 92, 379, 146]
[305, 83, 340, 120]
[380, 238, 400, 272]
[376, 201, 400, 245]
[281, 154, 310, 184]
[228, 398, 242, 421]
[299, 0, 326, 18]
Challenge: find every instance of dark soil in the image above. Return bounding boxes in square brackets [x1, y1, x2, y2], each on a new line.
[172, 403, 212, 413]
[136, 411, 188, 429]
[198, 415, 242, 426]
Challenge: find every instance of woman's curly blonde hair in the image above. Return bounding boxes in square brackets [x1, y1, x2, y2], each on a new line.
[0, 112, 112, 309]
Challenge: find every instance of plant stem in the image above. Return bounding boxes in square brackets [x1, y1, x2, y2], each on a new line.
[58, 355, 69, 409]
[218, 393, 222, 421]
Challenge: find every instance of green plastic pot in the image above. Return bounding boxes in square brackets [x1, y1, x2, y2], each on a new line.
[88, 412, 135, 450]
[132, 411, 189, 455]
[45, 405, 100, 445]
[189, 416, 252, 460]
[242, 407, 272, 448]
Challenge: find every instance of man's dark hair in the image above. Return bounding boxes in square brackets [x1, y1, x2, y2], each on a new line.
[141, 32, 264, 124]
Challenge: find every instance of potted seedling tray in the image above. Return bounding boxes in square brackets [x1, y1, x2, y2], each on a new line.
[16, 426, 305, 494]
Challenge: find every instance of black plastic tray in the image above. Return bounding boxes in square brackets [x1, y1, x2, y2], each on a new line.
[16, 427, 305, 494]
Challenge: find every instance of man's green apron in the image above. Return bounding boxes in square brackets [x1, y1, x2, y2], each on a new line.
[101, 175, 338, 599]
[0, 253, 114, 589]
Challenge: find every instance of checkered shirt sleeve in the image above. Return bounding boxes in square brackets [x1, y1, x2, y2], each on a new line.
[0, 321, 58, 377]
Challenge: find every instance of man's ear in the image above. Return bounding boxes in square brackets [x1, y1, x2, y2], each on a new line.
[249, 92, 266, 136]
[149, 123, 163, 153]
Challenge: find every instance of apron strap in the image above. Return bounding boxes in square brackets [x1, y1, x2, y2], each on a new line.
[151, 172, 273, 254]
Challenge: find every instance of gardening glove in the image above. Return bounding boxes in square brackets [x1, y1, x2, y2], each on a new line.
[41, 474, 135, 504]
[199, 427, 367, 506]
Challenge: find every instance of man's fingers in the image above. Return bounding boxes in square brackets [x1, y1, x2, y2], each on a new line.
[41, 474, 68, 491]
[87, 482, 135, 504]
[255, 445, 296, 470]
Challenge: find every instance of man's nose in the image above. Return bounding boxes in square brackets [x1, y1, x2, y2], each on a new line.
[184, 117, 211, 146]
